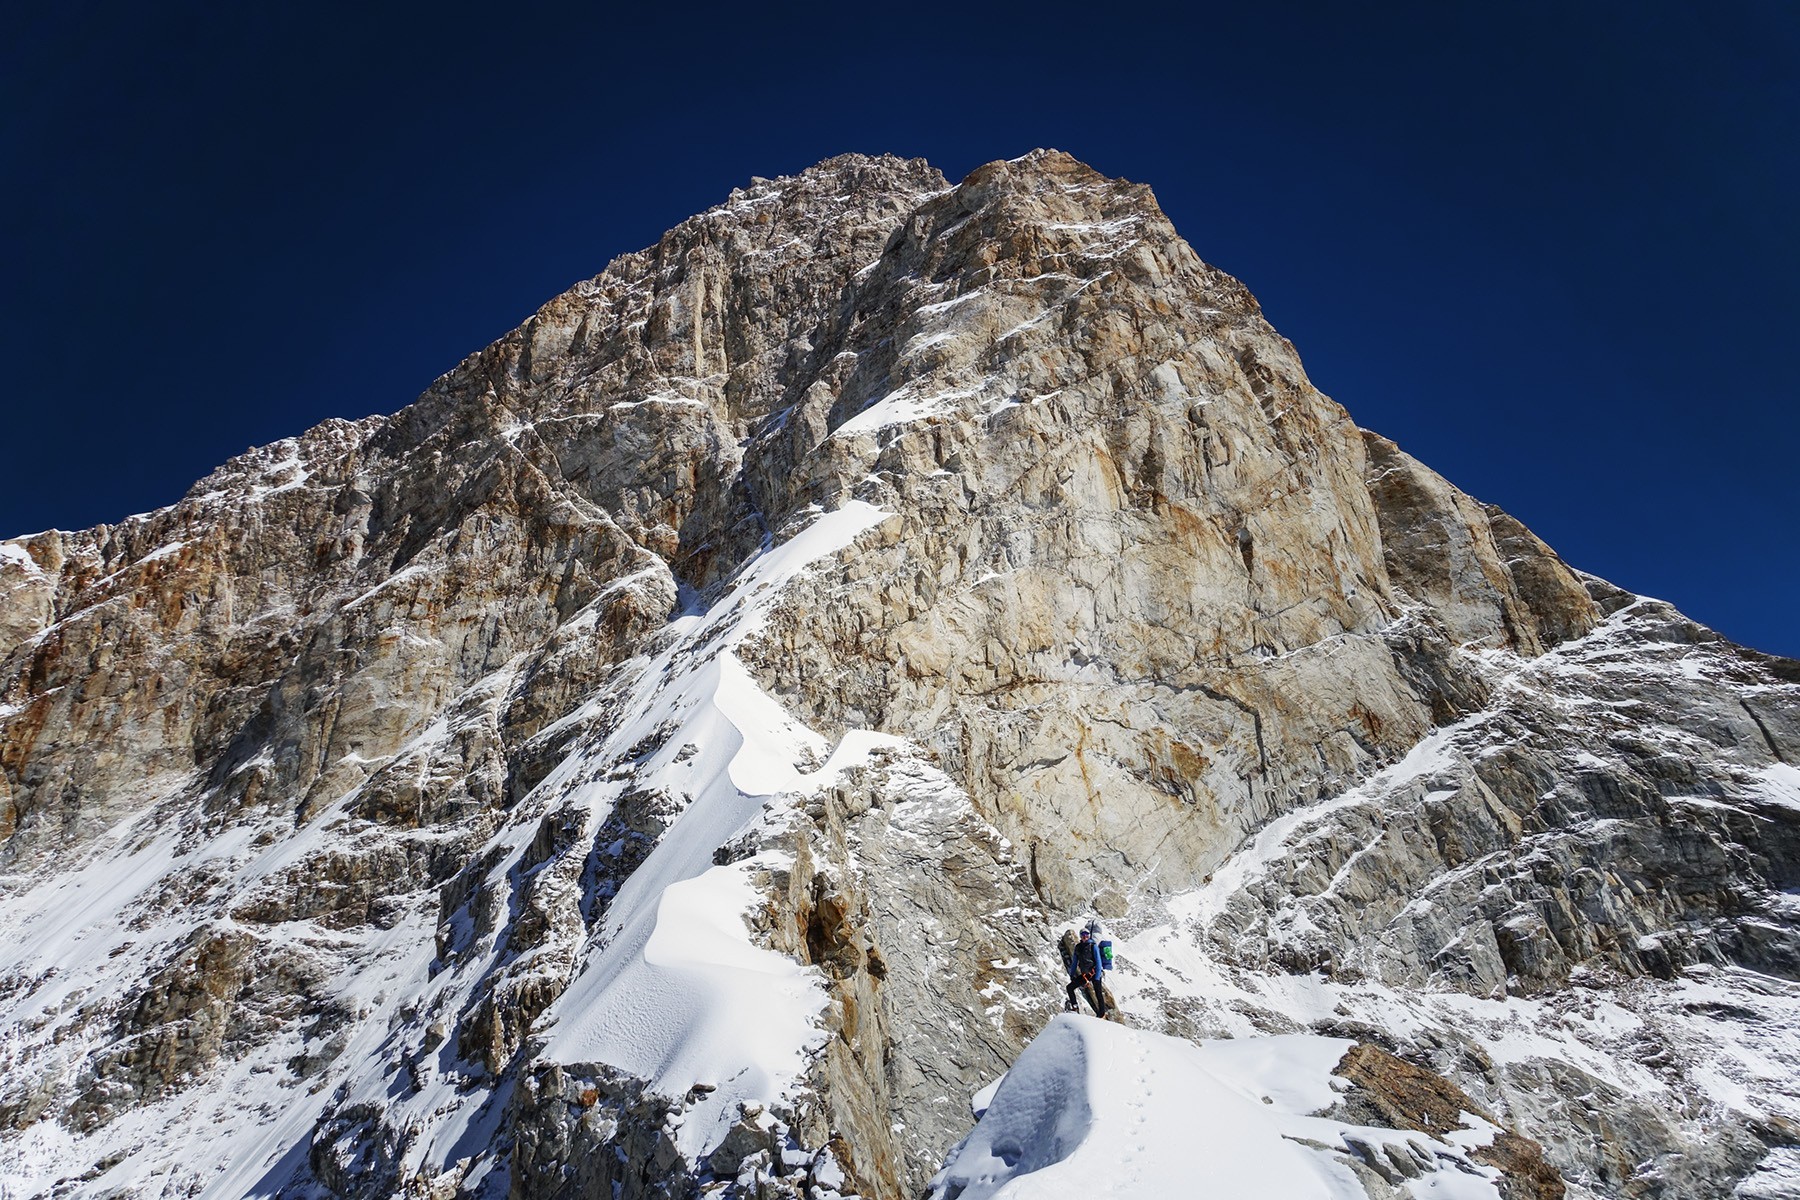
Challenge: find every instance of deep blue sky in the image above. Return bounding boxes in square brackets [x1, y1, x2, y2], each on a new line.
[4, 3, 1795, 656]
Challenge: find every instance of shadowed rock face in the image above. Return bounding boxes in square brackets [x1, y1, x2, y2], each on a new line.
[0, 151, 1795, 1200]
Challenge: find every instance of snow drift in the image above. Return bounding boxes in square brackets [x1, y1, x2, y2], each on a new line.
[931, 1017, 1506, 1200]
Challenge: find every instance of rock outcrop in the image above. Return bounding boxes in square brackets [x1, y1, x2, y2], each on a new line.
[0, 151, 1794, 1200]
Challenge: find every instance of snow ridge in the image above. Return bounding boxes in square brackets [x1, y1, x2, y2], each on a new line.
[931, 1018, 1502, 1200]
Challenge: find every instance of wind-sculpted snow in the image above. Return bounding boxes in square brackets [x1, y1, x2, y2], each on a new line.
[0, 496, 910, 1197]
[531, 501, 897, 1154]
[1, 150, 1796, 1199]
[931, 1018, 1506, 1199]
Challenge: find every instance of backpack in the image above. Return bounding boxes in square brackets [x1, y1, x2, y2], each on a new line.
[1084, 919, 1115, 975]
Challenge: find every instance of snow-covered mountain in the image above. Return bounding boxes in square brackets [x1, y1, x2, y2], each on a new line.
[1, 151, 1795, 1200]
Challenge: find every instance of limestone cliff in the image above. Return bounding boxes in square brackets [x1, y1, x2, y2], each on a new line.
[1, 152, 1794, 1200]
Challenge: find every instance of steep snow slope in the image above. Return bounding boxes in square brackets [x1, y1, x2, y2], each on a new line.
[0, 500, 901, 1196]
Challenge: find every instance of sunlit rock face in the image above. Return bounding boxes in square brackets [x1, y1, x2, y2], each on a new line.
[1, 151, 1795, 1200]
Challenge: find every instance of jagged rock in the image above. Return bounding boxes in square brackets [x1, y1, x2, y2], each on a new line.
[1361, 432, 1597, 655]
[1333, 1042, 1563, 1199]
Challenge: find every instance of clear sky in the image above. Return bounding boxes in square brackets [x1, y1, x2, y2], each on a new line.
[4, 2, 1795, 656]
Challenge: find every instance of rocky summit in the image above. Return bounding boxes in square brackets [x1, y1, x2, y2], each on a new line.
[1, 151, 1796, 1200]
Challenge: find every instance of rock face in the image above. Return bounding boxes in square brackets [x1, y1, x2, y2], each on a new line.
[0, 151, 1795, 1200]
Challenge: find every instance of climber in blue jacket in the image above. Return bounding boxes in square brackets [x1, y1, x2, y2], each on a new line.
[1064, 926, 1108, 1018]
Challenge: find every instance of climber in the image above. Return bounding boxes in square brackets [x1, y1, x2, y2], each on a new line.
[1086, 918, 1116, 974]
[1064, 927, 1108, 1018]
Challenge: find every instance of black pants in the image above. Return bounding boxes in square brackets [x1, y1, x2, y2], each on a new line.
[1066, 973, 1107, 1018]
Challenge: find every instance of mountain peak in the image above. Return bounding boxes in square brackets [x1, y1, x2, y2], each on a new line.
[1, 150, 1796, 1200]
